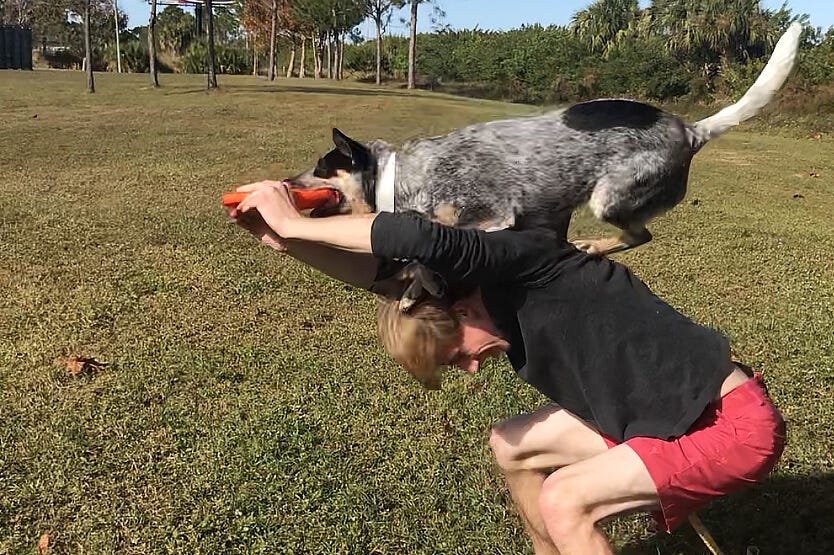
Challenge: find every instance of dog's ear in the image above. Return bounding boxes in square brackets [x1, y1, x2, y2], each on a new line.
[332, 128, 371, 169]
[397, 262, 448, 313]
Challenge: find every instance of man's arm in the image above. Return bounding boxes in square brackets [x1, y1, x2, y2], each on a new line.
[235, 181, 562, 287]
[282, 239, 377, 289]
[228, 182, 377, 288]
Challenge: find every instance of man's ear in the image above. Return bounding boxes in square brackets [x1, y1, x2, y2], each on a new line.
[332, 128, 371, 168]
[450, 300, 471, 320]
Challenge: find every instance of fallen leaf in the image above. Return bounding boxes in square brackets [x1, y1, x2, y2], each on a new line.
[60, 356, 108, 377]
[37, 533, 49, 553]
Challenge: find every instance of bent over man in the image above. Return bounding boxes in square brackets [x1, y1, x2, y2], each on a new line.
[229, 181, 785, 554]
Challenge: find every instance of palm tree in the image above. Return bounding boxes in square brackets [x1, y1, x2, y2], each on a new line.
[571, 0, 639, 56]
[648, 0, 773, 66]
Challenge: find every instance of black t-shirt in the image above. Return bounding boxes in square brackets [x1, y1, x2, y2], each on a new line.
[370, 212, 734, 442]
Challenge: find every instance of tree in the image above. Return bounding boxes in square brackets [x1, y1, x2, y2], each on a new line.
[205, 0, 217, 88]
[268, 0, 278, 79]
[403, 0, 443, 88]
[286, 0, 363, 80]
[571, 0, 639, 57]
[647, 0, 773, 67]
[407, 0, 418, 88]
[148, 0, 159, 86]
[2, 0, 32, 24]
[157, 5, 194, 57]
[364, 0, 403, 84]
[83, 0, 94, 92]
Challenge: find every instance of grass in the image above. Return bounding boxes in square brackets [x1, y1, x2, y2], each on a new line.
[0, 70, 832, 555]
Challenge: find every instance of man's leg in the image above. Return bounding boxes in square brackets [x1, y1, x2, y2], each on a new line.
[538, 444, 659, 555]
[488, 406, 612, 555]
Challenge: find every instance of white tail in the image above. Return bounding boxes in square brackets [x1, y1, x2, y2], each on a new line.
[692, 22, 802, 147]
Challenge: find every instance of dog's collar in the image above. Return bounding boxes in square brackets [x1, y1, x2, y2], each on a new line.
[375, 152, 396, 213]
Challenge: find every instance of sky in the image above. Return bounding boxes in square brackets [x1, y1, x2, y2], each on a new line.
[118, 0, 834, 36]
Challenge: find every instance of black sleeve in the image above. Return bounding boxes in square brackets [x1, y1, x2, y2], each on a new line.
[370, 211, 569, 287]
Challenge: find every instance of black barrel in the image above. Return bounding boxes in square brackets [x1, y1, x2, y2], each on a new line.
[0, 26, 33, 70]
[11, 26, 22, 69]
[21, 27, 32, 69]
[0, 27, 6, 69]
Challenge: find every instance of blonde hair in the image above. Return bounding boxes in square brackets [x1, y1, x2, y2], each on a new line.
[377, 298, 461, 390]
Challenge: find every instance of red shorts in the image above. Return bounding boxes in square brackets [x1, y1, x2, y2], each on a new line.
[602, 372, 786, 532]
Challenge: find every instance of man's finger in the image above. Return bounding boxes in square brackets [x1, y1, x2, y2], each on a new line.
[235, 180, 283, 193]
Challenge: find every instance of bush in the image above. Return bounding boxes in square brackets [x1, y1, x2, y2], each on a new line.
[338, 22, 834, 106]
[181, 40, 251, 75]
[343, 36, 408, 80]
[590, 37, 691, 101]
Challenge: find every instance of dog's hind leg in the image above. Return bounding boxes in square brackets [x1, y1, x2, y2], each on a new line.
[574, 162, 686, 255]
[572, 223, 653, 256]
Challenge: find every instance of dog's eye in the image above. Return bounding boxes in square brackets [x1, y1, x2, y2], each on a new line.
[313, 162, 329, 178]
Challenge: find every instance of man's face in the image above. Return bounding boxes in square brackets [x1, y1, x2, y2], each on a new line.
[445, 293, 510, 374]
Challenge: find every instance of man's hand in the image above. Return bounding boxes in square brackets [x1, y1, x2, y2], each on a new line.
[227, 180, 301, 251]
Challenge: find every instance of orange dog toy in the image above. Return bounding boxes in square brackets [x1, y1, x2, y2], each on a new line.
[222, 185, 341, 211]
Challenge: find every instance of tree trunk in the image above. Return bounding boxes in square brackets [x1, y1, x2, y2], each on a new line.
[407, 0, 418, 89]
[311, 35, 317, 78]
[84, 0, 95, 92]
[326, 32, 332, 79]
[339, 37, 345, 79]
[286, 43, 296, 78]
[375, 18, 382, 85]
[268, 0, 277, 80]
[205, 0, 217, 89]
[253, 37, 259, 76]
[148, 0, 159, 87]
[114, 0, 122, 73]
[335, 34, 342, 80]
[313, 34, 321, 79]
[299, 36, 306, 78]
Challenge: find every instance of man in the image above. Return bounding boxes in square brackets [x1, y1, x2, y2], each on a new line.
[229, 181, 786, 555]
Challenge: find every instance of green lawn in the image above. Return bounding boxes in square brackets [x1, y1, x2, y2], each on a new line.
[0, 70, 832, 555]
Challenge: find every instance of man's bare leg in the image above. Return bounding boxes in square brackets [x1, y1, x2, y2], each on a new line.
[539, 444, 659, 554]
[489, 406, 611, 555]
[503, 468, 558, 554]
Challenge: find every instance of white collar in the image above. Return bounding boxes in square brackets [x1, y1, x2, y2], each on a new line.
[375, 152, 396, 213]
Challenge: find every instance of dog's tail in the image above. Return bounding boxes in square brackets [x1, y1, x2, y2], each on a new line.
[690, 22, 802, 150]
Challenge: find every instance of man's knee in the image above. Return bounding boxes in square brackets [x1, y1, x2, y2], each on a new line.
[488, 424, 518, 472]
[539, 470, 593, 538]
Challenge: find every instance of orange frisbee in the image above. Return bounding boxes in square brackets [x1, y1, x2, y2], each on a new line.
[222, 186, 341, 211]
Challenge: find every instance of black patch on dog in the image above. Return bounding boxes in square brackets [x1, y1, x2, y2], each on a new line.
[314, 149, 352, 178]
[563, 100, 662, 132]
[331, 128, 379, 210]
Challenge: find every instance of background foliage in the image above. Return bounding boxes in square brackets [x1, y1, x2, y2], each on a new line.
[3, 0, 833, 104]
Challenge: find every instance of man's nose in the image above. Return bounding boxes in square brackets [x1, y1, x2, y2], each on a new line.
[465, 358, 480, 374]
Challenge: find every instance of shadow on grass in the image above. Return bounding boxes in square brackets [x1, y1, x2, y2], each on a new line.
[162, 82, 479, 103]
[620, 473, 834, 555]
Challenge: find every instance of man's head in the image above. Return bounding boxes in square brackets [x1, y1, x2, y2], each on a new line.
[377, 289, 510, 389]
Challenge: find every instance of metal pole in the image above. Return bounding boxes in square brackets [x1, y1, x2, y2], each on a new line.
[114, 0, 122, 73]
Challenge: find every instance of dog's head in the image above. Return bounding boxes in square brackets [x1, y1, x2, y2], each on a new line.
[286, 128, 380, 216]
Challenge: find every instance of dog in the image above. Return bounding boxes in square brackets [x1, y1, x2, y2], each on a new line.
[286, 24, 801, 304]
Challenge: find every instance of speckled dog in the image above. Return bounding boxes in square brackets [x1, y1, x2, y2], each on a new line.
[288, 24, 800, 259]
